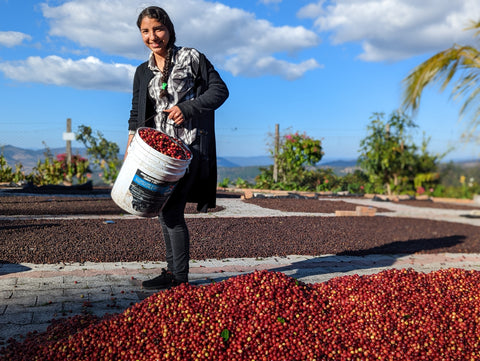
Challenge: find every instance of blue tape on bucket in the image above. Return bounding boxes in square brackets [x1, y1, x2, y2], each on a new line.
[132, 174, 163, 192]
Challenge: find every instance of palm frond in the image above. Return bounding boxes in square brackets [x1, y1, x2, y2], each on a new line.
[402, 45, 480, 117]
[465, 20, 480, 36]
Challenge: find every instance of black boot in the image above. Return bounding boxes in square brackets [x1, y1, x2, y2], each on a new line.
[142, 268, 175, 290]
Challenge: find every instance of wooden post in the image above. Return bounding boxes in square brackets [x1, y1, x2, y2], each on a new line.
[62, 118, 75, 185]
[273, 123, 279, 183]
[66, 118, 72, 166]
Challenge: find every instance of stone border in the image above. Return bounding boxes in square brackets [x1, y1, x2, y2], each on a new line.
[219, 187, 479, 204]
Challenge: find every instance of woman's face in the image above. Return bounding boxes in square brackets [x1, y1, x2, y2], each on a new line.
[140, 16, 170, 59]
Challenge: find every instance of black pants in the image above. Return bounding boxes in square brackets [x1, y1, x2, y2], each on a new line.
[158, 140, 199, 283]
[158, 199, 189, 283]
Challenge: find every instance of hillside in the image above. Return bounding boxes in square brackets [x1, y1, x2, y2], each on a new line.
[1, 145, 87, 172]
[2, 145, 478, 186]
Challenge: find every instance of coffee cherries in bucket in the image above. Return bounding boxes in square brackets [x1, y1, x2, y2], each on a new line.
[138, 128, 191, 160]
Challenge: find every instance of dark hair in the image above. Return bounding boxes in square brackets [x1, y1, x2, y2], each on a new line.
[137, 6, 176, 98]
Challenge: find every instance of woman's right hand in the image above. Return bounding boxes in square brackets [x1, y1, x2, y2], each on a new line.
[164, 105, 185, 126]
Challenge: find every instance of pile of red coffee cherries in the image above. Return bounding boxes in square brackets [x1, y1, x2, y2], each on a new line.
[2, 268, 480, 360]
[139, 128, 191, 160]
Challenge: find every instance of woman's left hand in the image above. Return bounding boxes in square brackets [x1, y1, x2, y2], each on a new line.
[164, 106, 184, 126]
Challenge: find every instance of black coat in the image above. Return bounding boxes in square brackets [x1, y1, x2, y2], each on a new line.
[128, 51, 229, 211]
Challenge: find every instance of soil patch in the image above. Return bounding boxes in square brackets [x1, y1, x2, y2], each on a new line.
[1, 192, 479, 264]
[243, 197, 392, 213]
[0, 196, 224, 215]
[392, 199, 480, 211]
[1, 217, 479, 264]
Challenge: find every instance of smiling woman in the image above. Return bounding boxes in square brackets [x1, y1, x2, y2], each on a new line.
[126, 6, 229, 290]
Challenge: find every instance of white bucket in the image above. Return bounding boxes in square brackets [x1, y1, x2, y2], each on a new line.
[111, 127, 192, 217]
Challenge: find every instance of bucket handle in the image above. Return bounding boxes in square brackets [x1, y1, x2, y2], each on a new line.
[162, 111, 183, 137]
[139, 110, 185, 144]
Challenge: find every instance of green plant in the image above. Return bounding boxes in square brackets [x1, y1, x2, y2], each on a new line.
[0, 152, 25, 183]
[277, 132, 324, 182]
[218, 177, 230, 188]
[0, 153, 13, 182]
[234, 177, 252, 189]
[56, 153, 91, 184]
[27, 143, 91, 186]
[29, 146, 65, 185]
[12, 163, 26, 183]
[338, 170, 369, 194]
[76, 125, 121, 185]
[257, 131, 324, 190]
[358, 111, 445, 195]
[254, 168, 278, 189]
[303, 168, 336, 192]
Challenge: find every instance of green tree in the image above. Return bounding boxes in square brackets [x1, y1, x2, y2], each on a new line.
[402, 20, 480, 143]
[256, 131, 324, 190]
[277, 132, 324, 182]
[358, 112, 444, 195]
[76, 125, 121, 185]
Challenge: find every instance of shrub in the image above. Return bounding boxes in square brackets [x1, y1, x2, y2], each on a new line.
[0, 153, 25, 183]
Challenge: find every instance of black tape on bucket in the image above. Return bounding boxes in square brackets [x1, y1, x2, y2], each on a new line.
[129, 169, 177, 214]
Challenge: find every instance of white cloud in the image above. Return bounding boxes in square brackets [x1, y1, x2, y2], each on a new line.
[225, 55, 322, 80]
[297, 0, 326, 19]
[0, 31, 32, 47]
[40, 0, 321, 80]
[299, 0, 480, 61]
[0, 56, 136, 92]
[41, 0, 143, 59]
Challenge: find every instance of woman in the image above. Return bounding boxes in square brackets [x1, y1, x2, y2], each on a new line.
[126, 6, 229, 289]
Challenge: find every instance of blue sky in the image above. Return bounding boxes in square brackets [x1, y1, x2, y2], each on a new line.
[0, 0, 479, 161]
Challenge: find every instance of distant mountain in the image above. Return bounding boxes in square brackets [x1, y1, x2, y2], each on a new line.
[1, 145, 87, 172]
[1, 145, 358, 172]
[217, 156, 359, 168]
[4, 144, 475, 175]
[218, 155, 272, 167]
[217, 157, 241, 167]
[2, 145, 274, 171]
[318, 159, 358, 168]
